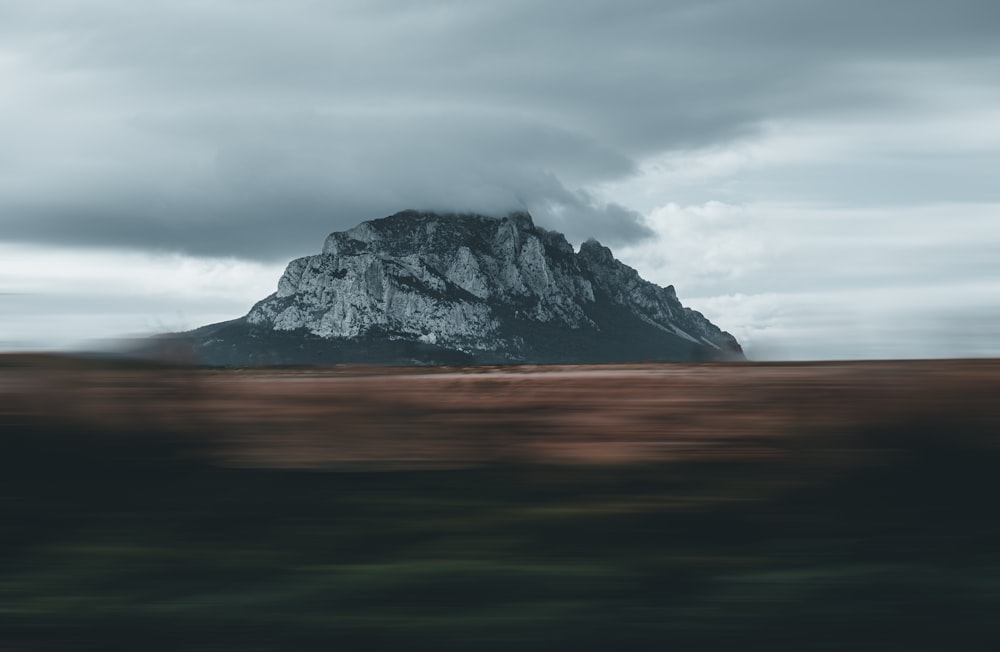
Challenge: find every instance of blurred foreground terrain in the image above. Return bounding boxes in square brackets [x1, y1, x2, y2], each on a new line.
[2, 356, 1000, 650]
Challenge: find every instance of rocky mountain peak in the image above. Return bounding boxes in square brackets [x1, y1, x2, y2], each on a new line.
[578, 238, 615, 265]
[186, 210, 744, 365]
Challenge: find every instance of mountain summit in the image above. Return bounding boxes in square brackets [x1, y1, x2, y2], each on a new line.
[183, 210, 744, 365]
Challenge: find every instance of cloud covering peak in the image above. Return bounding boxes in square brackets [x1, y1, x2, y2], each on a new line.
[4, 0, 998, 259]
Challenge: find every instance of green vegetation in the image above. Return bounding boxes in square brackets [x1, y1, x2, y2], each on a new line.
[2, 417, 1000, 650]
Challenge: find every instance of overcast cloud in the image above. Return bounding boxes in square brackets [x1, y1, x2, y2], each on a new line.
[2, 0, 999, 358]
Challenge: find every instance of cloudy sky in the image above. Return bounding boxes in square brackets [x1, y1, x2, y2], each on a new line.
[2, 0, 999, 359]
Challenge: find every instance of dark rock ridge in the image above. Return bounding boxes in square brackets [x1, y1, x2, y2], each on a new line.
[181, 210, 744, 365]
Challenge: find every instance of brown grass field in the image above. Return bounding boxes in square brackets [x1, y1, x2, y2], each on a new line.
[3, 356, 999, 468]
[3, 356, 1000, 650]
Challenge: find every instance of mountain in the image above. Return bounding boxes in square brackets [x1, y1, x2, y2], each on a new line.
[177, 210, 744, 365]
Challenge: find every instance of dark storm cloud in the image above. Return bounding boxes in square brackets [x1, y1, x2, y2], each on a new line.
[3, 0, 999, 259]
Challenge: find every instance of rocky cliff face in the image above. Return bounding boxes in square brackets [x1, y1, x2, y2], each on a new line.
[186, 210, 743, 365]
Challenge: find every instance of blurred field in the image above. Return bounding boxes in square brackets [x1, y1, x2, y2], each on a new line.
[2, 357, 1000, 650]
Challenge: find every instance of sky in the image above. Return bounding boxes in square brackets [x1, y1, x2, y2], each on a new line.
[2, 0, 999, 360]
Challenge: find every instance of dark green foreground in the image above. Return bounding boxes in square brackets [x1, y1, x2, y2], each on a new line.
[2, 420, 999, 651]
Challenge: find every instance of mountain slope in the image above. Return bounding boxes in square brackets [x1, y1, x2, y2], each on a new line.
[184, 210, 743, 365]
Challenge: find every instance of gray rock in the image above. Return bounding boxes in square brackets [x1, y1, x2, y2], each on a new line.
[184, 210, 744, 365]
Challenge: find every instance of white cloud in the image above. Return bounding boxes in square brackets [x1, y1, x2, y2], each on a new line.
[614, 201, 767, 295]
[689, 280, 1000, 361]
[610, 200, 1000, 360]
[0, 243, 283, 349]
